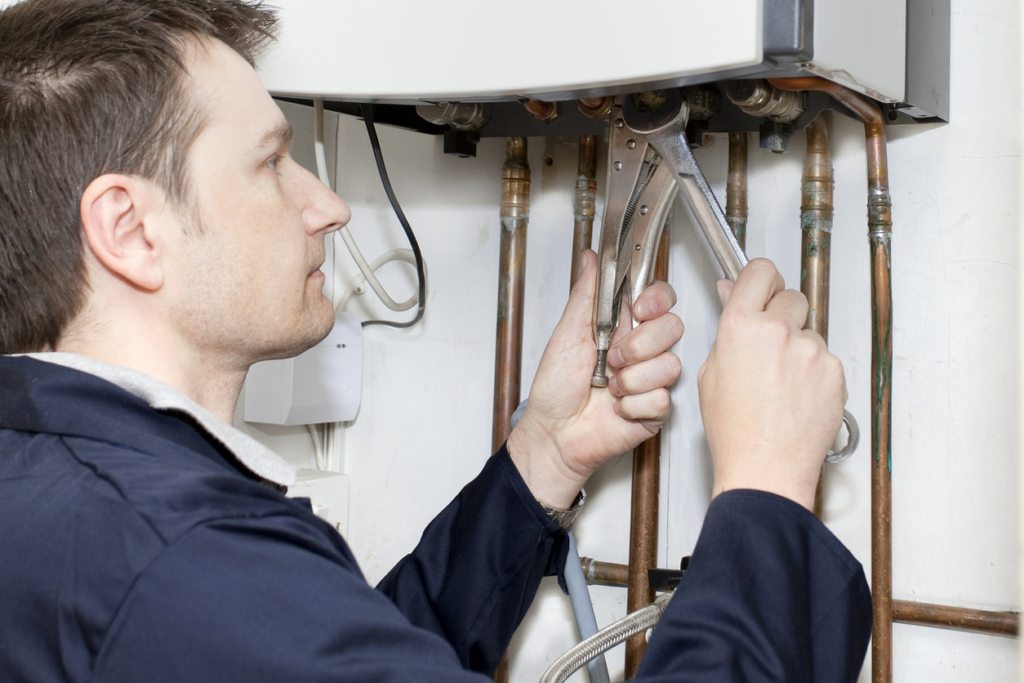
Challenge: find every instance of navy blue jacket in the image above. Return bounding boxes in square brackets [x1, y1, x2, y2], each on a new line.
[0, 356, 870, 681]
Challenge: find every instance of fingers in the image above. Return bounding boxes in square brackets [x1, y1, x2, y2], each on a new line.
[613, 388, 672, 423]
[723, 258, 785, 314]
[716, 279, 734, 306]
[556, 250, 599, 339]
[569, 249, 598, 302]
[631, 281, 677, 321]
[608, 313, 684, 368]
[608, 352, 682, 398]
[721, 258, 808, 332]
[764, 288, 810, 329]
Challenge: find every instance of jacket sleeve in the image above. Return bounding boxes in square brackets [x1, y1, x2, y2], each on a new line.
[91, 446, 567, 682]
[636, 489, 872, 683]
[375, 444, 569, 673]
[91, 511, 499, 682]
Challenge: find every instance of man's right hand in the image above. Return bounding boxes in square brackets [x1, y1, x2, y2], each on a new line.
[697, 258, 847, 511]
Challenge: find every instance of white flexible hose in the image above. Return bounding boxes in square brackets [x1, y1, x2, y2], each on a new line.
[337, 230, 417, 312]
[313, 99, 420, 314]
[335, 248, 420, 313]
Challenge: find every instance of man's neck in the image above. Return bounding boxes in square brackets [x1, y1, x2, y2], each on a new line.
[56, 326, 246, 424]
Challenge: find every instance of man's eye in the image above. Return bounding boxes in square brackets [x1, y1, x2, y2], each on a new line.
[266, 154, 285, 172]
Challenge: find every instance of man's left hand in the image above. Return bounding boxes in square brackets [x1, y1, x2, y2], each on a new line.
[507, 250, 683, 509]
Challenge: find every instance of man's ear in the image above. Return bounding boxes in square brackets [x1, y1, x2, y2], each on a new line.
[79, 174, 168, 292]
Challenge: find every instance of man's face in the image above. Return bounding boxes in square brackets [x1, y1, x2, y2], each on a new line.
[165, 38, 349, 369]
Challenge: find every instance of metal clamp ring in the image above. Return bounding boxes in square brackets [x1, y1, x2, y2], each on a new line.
[825, 410, 859, 464]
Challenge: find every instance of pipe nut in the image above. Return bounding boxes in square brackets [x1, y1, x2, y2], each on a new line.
[725, 80, 804, 123]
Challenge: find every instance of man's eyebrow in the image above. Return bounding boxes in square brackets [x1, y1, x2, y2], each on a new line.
[256, 122, 294, 150]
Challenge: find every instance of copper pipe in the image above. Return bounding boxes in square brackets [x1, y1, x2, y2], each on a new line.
[770, 77, 893, 683]
[800, 113, 834, 517]
[523, 99, 558, 123]
[893, 600, 1019, 637]
[801, 113, 833, 343]
[624, 228, 671, 678]
[492, 137, 530, 683]
[571, 135, 598, 287]
[726, 132, 749, 250]
[580, 557, 630, 587]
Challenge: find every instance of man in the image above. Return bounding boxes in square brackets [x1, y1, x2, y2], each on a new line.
[0, 1, 870, 681]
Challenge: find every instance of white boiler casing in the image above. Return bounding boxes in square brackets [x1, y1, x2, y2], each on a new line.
[257, 0, 907, 104]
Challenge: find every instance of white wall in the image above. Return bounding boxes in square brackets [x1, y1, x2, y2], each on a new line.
[244, 1, 1021, 679]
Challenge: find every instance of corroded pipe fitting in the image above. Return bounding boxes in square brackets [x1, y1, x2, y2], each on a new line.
[682, 86, 721, 120]
[725, 79, 804, 123]
[868, 185, 893, 244]
[500, 137, 531, 223]
[580, 557, 630, 587]
[573, 177, 597, 225]
[578, 96, 614, 119]
[523, 99, 558, 123]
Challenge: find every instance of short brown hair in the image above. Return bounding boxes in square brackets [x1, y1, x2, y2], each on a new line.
[0, 0, 278, 353]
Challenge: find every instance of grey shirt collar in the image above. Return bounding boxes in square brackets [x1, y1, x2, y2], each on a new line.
[24, 352, 296, 487]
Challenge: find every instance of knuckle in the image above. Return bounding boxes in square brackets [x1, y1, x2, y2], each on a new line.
[764, 317, 792, 344]
[786, 288, 808, 305]
[667, 314, 685, 342]
[826, 353, 845, 381]
[748, 258, 774, 276]
[795, 334, 824, 364]
[651, 388, 671, 416]
[665, 353, 683, 382]
[622, 334, 644, 361]
[652, 281, 678, 309]
[746, 258, 782, 287]
[612, 369, 634, 396]
[719, 309, 744, 335]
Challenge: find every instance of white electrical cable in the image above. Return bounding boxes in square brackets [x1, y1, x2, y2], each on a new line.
[313, 99, 332, 189]
[324, 423, 334, 472]
[306, 423, 328, 471]
[329, 421, 344, 473]
[313, 99, 420, 314]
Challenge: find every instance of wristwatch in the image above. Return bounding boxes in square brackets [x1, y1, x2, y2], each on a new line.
[542, 489, 586, 530]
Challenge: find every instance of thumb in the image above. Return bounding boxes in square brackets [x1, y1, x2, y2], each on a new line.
[716, 279, 734, 306]
[557, 250, 599, 336]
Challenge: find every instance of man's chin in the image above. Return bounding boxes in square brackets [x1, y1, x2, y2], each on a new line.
[257, 308, 336, 363]
[310, 308, 337, 345]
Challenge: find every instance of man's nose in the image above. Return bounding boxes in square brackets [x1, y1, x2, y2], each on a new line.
[301, 166, 350, 236]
